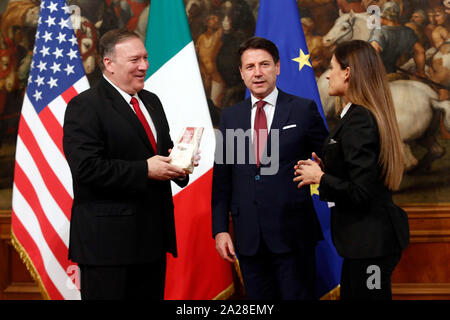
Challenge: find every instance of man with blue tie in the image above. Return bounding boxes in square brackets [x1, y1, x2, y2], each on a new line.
[212, 37, 328, 300]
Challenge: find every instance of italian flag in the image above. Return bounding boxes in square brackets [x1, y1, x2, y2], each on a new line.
[144, 0, 234, 299]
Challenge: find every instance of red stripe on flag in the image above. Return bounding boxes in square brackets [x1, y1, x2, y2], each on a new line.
[165, 169, 233, 299]
[61, 86, 78, 104]
[14, 163, 71, 273]
[39, 106, 64, 155]
[18, 116, 72, 219]
[11, 210, 64, 300]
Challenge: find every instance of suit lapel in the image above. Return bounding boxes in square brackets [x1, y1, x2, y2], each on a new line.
[101, 79, 155, 154]
[269, 90, 292, 132]
[244, 98, 256, 166]
[236, 98, 255, 168]
[138, 91, 165, 154]
[241, 98, 252, 131]
[329, 103, 355, 139]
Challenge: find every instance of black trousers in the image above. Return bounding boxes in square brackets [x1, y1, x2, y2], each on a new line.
[238, 239, 316, 300]
[79, 257, 166, 300]
[340, 252, 402, 300]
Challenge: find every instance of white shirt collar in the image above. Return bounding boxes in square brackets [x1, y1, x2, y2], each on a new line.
[251, 87, 278, 108]
[103, 74, 138, 103]
[340, 102, 352, 118]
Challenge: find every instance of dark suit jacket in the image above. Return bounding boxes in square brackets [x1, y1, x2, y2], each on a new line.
[319, 104, 409, 259]
[63, 77, 188, 266]
[212, 89, 328, 256]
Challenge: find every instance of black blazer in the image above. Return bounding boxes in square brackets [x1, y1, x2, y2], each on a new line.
[212, 90, 329, 256]
[319, 104, 409, 259]
[63, 78, 188, 266]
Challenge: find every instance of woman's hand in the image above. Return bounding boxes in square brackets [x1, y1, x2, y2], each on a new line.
[293, 158, 324, 189]
[311, 152, 324, 170]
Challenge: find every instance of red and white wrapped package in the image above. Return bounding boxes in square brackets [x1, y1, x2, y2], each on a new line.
[169, 127, 204, 174]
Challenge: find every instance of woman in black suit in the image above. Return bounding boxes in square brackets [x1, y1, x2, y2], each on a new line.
[293, 40, 409, 300]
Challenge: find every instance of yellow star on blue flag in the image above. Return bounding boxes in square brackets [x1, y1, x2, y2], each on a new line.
[310, 183, 320, 196]
[292, 49, 312, 71]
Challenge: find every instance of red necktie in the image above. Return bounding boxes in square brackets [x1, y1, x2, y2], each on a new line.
[254, 100, 267, 167]
[130, 97, 157, 153]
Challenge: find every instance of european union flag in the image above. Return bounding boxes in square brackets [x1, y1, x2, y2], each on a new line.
[255, 0, 342, 299]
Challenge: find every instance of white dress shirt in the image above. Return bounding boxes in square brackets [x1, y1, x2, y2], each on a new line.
[250, 87, 278, 142]
[340, 102, 352, 119]
[103, 75, 157, 141]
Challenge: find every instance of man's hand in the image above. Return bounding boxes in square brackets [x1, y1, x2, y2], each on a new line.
[147, 155, 187, 180]
[215, 232, 236, 263]
[167, 148, 201, 176]
[193, 149, 201, 167]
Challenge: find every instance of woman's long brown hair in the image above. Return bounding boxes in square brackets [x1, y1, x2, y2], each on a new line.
[334, 40, 404, 190]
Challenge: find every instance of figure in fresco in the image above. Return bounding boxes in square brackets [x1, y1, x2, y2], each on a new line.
[73, 16, 101, 83]
[66, 1, 109, 30]
[335, 0, 363, 12]
[0, 0, 39, 91]
[361, 0, 403, 13]
[185, 0, 210, 41]
[246, 0, 259, 18]
[431, 6, 450, 48]
[216, 0, 255, 109]
[216, 10, 244, 110]
[100, 0, 148, 32]
[405, 9, 431, 49]
[134, 4, 149, 41]
[194, 0, 255, 109]
[369, 1, 426, 78]
[301, 17, 331, 77]
[109, 0, 132, 29]
[67, 1, 104, 83]
[123, 0, 148, 31]
[363, 0, 427, 24]
[196, 14, 225, 108]
[216, 0, 255, 39]
[0, 0, 39, 151]
[428, 44, 450, 91]
[425, 7, 437, 45]
[422, 6, 450, 89]
[297, 0, 338, 36]
[444, 0, 450, 15]
[428, 6, 450, 138]
[66, 0, 120, 38]
[302, 17, 323, 54]
[0, 36, 18, 93]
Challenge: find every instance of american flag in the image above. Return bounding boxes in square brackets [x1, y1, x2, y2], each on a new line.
[11, 0, 89, 300]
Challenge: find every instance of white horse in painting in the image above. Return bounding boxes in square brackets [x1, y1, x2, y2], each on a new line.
[319, 11, 450, 172]
[323, 11, 372, 46]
